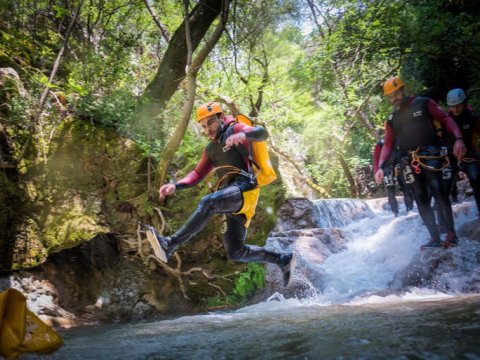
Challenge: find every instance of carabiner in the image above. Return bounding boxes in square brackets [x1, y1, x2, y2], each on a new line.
[411, 160, 421, 174]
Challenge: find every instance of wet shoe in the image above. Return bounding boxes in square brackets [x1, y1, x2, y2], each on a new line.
[443, 232, 458, 248]
[143, 224, 172, 262]
[280, 253, 296, 287]
[420, 239, 443, 250]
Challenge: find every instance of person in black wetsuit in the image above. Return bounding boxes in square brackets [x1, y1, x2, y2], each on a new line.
[372, 138, 414, 216]
[144, 101, 295, 286]
[374, 77, 466, 249]
[446, 88, 480, 218]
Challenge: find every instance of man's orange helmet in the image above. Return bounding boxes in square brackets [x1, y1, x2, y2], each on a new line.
[196, 102, 223, 122]
[383, 76, 405, 96]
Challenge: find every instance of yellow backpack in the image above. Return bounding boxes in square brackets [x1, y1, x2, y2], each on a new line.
[235, 114, 277, 187]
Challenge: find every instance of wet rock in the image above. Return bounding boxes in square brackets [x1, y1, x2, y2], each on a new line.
[273, 198, 319, 231]
[458, 218, 480, 241]
[264, 228, 349, 298]
[390, 227, 480, 294]
[390, 250, 455, 289]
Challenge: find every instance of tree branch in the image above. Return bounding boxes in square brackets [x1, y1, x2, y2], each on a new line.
[142, 0, 170, 42]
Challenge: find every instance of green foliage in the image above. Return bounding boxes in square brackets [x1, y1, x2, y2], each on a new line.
[205, 263, 266, 308]
[74, 90, 137, 129]
[233, 263, 265, 299]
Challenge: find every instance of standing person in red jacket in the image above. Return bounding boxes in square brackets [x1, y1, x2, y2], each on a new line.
[372, 137, 414, 216]
[374, 77, 466, 249]
[446, 88, 480, 218]
[144, 102, 295, 286]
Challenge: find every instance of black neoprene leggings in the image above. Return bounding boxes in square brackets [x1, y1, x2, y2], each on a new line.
[410, 167, 455, 241]
[170, 184, 286, 267]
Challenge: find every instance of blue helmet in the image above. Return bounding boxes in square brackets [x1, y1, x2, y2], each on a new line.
[446, 88, 466, 106]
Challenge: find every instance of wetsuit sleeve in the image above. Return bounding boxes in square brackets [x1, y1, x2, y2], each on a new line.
[427, 99, 463, 139]
[378, 124, 395, 170]
[233, 122, 268, 141]
[174, 149, 214, 190]
[372, 143, 382, 173]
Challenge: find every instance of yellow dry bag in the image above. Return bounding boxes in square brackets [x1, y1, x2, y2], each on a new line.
[236, 114, 277, 187]
[0, 288, 63, 358]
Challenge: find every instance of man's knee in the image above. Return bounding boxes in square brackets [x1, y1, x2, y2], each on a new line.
[225, 246, 247, 261]
[197, 194, 216, 213]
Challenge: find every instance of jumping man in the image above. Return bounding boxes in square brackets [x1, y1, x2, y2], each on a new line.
[145, 102, 295, 286]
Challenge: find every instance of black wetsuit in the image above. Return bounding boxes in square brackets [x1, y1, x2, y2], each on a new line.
[448, 106, 480, 216]
[379, 96, 463, 241]
[169, 118, 289, 267]
[373, 139, 414, 215]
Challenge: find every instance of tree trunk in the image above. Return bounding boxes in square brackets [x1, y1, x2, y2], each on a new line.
[154, 0, 230, 189]
[155, 73, 197, 191]
[337, 153, 359, 198]
[140, 0, 224, 109]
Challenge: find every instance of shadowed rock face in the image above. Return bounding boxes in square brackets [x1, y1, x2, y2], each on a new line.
[264, 198, 353, 298]
[1, 234, 192, 327]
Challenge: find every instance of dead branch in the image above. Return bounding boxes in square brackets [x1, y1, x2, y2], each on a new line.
[153, 206, 166, 235]
[136, 224, 147, 261]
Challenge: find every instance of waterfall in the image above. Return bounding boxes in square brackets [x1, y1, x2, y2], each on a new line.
[266, 197, 480, 304]
[312, 198, 374, 228]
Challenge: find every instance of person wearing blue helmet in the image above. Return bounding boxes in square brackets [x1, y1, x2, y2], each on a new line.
[446, 88, 480, 220]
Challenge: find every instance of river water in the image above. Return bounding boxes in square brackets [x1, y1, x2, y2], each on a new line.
[42, 294, 480, 359]
[29, 199, 480, 359]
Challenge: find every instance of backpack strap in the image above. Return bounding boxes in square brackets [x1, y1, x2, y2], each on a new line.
[225, 122, 260, 174]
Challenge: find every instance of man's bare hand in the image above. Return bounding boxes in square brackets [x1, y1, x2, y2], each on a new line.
[225, 132, 246, 147]
[159, 183, 176, 201]
[453, 139, 466, 159]
[374, 169, 385, 184]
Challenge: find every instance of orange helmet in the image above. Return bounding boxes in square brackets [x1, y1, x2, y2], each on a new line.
[196, 102, 223, 122]
[383, 77, 405, 96]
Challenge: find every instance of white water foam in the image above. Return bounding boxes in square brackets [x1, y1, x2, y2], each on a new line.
[261, 198, 479, 310]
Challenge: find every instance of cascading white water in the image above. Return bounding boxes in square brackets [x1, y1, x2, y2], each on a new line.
[312, 198, 374, 228]
[272, 197, 479, 305]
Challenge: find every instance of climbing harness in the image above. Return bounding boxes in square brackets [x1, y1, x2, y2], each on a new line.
[461, 156, 480, 164]
[206, 165, 255, 192]
[383, 173, 395, 187]
[458, 154, 480, 170]
[410, 146, 450, 174]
